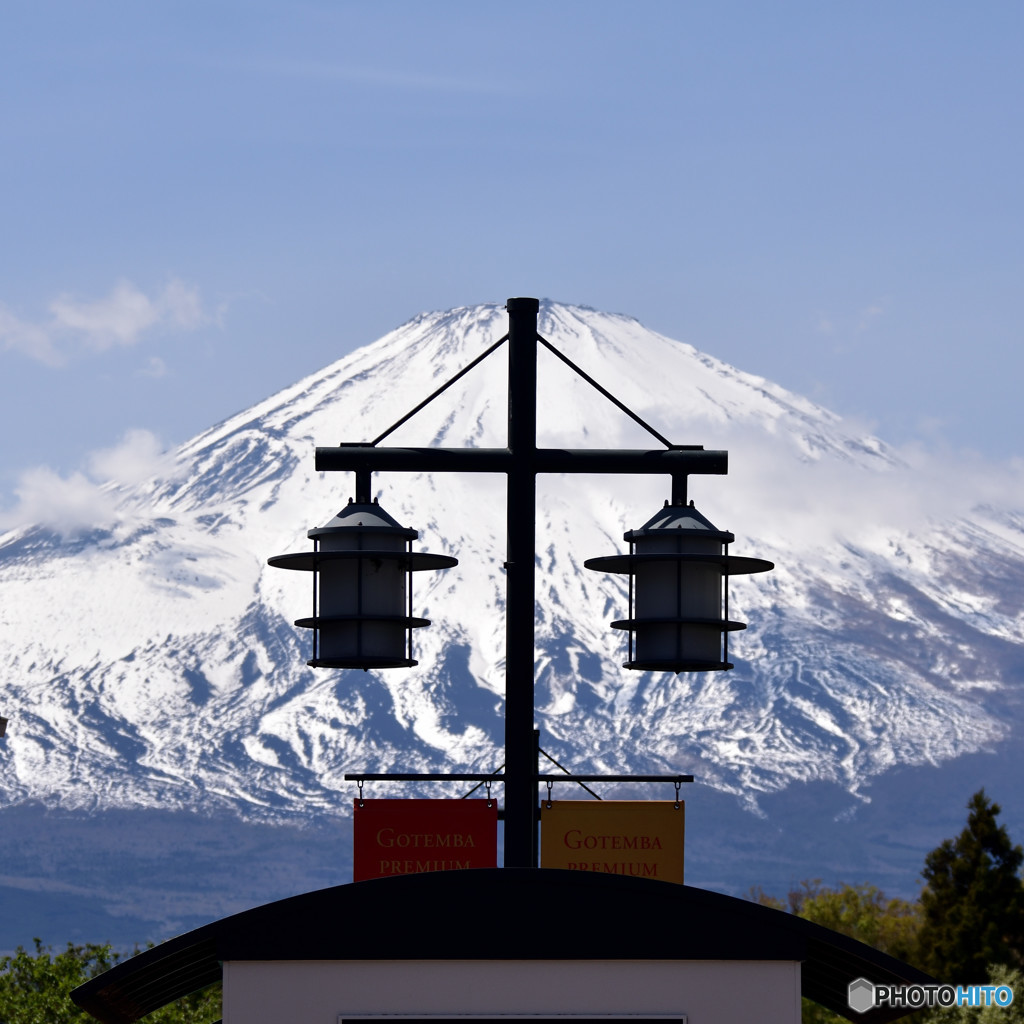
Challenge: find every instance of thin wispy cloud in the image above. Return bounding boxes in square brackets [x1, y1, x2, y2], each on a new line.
[0, 279, 209, 367]
[217, 55, 526, 97]
[137, 355, 169, 379]
[814, 303, 886, 357]
[857, 304, 884, 332]
[0, 306, 62, 366]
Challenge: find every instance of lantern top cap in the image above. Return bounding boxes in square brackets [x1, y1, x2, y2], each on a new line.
[308, 499, 417, 539]
[625, 501, 734, 542]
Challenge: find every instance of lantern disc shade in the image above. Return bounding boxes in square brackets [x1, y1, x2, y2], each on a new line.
[584, 502, 773, 673]
[268, 500, 457, 670]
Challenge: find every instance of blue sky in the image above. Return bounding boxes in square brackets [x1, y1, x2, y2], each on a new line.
[1, 1, 1021, 521]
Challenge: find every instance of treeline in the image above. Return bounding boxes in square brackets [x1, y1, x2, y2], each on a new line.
[2, 790, 1022, 1023]
[753, 789, 1024, 1023]
[0, 940, 219, 1023]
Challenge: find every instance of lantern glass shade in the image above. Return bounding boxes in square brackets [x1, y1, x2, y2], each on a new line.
[268, 500, 457, 670]
[584, 501, 773, 673]
[316, 522, 408, 664]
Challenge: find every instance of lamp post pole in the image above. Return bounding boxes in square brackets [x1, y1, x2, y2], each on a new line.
[294, 297, 753, 868]
[504, 296, 540, 868]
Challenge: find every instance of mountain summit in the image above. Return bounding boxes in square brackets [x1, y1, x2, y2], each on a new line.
[1, 301, 1022, 923]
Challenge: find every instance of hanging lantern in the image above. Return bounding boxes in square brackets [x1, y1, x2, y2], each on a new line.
[584, 500, 773, 673]
[268, 499, 457, 670]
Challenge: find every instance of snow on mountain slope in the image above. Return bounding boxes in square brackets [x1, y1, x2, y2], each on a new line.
[1, 300, 1021, 824]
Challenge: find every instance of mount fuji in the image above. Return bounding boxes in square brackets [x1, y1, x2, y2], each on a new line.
[2, 300, 1023, 949]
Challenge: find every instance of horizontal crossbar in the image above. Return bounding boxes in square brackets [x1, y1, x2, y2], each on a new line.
[316, 446, 728, 475]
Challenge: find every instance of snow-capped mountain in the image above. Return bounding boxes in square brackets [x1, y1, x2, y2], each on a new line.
[2, 300, 1023, 944]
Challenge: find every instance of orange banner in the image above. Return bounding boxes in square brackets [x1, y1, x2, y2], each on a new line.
[541, 800, 685, 884]
[353, 799, 498, 882]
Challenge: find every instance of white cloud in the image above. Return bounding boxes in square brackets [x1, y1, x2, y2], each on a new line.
[0, 466, 117, 537]
[0, 430, 183, 537]
[700, 417, 1024, 555]
[0, 278, 209, 366]
[50, 278, 207, 351]
[50, 280, 159, 348]
[88, 428, 182, 486]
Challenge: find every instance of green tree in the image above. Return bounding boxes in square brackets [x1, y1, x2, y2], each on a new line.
[790, 879, 922, 964]
[0, 939, 116, 1023]
[0, 939, 220, 1023]
[751, 880, 925, 1024]
[918, 790, 1024, 984]
[927, 964, 1024, 1024]
[751, 879, 922, 962]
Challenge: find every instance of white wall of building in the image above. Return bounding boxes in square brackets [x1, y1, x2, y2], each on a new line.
[224, 959, 801, 1024]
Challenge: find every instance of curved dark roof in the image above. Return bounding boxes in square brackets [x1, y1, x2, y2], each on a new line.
[72, 869, 933, 1024]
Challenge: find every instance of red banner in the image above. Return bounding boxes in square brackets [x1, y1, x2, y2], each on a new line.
[353, 799, 498, 882]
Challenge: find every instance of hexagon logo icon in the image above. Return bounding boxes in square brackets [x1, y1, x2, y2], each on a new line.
[848, 977, 875, 1014]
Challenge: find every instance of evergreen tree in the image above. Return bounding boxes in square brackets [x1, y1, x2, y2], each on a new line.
[918, 789, 1024, 983]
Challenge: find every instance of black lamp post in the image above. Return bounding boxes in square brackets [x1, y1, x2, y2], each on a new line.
[270, 297, 773, 868]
